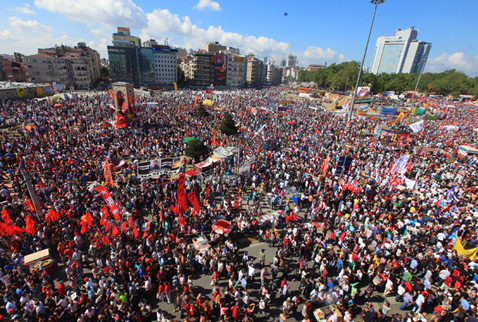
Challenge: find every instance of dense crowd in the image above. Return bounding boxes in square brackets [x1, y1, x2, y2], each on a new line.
[0, 88, 477, 322]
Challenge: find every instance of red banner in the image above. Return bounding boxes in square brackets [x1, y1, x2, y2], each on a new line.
[178, 188, 188, 212]
[94, 186, 120, 219]
[104, 158, 114, 187]
[212, 129, 217, 147]
[188, 192, 200, 215]
[178, 174, 185, 191]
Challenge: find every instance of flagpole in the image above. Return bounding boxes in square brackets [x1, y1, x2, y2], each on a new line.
[347, 0, 385, 123]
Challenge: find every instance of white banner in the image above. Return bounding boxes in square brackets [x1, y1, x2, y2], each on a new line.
[410, 120, 424, 133]
[404, 177, 416, 190]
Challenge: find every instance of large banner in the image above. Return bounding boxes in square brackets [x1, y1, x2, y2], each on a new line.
[137, 157, 182, 179]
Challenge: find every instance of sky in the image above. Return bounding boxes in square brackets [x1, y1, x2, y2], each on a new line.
[1, 0, 478, 76]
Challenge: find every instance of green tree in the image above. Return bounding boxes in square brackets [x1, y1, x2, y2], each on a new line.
[194, 105, 210, 117]
[219, 112, 238, 136]
[100, 66, 110, 79]
[177, 64, 186, 86]
[184, 139, 209, 162]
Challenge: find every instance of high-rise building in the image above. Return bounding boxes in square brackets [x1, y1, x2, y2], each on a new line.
[191, 53, 214, 87]
[152, 45, 178, 85]
[246, 56, 266, 86]
[266, 64, 282, 84]
[107, 46, 140, 87]
[226, 54, 246, 87]
[286, 53, 298, 68]
[113, 27, 141, 47]
[24, 43, 101, 89]
[370, 26, 432, 75]
[205, 42, 227, 54]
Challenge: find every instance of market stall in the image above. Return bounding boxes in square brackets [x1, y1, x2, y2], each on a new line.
[22, 249, 57, 274]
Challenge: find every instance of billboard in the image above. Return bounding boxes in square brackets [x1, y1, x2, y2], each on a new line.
[214, 55, 225, 69]
[137, 157, 182, 178]
[233, 55, 244, 62]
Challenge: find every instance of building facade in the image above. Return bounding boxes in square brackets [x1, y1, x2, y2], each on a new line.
[286, 53, 298, 68]
[191, 53, 214, 87]
[107, 46, 140, 87]
[113, 27, 141, 47]
[226, 54, 246, 87]
[370, 26, 432, 75]
[246, 56, 266, 86]
[152, 46, 178, 85]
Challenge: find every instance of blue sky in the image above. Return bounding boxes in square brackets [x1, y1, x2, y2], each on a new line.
[1, 0, 478, 76]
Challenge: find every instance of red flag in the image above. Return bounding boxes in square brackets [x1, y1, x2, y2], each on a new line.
[111, 225, 120, 237]
[128, 216, 133, 227]
[178, 188, 188, 212]
[188, 192, 200, 215]
[23, 199, 35, 212]
[204, 184, 211, 205]
[25, 215, 36, 235]
[0, 222, 15, 235]
[85, 212, 94, 226]
[116, 113, 126, 128]
[104, 158, 114, 187]
[178, 213, 186, 227]
[121, 221, 127, 232]
[102, 205, 109, 218]
[158, 210, 163, 223]
[80, 223, 88, 234]
[102, 217, 109, 231]
[35, 181, 45, 192]
[1, 209, 11, 225]
[205, 88, 212, 94]
[133, 226, 139, 238]
[45, 209, 60, 222]
[170, 204, 178, 214]
[102, 235, 111, 245]
[67, 159, 76, 165]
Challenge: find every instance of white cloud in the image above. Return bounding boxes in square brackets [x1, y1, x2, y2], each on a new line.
[34, 0, 147, 29]
[426, 52, 478, 77]
[11, 4, 36, 15]
[144, 8, 290, 59]
[194, 0, 222, 11]
[298, 46, 347, 67]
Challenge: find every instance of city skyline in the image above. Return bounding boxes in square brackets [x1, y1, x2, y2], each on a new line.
[1, 0, 477, 76]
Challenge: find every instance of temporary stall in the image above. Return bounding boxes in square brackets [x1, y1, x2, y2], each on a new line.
[458, 145, 478, 156]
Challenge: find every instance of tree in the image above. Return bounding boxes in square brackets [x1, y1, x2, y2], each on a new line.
[219, 112, 238, 136]
[177, 64, 186, 86]
[194, 104, 210, 117]
[100, 66, 110, 79]
[185, 139, 209, 162]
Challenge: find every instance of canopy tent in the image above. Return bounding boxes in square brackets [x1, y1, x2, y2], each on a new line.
[203, 99, 215, 106]
[213, 146, 238, 160]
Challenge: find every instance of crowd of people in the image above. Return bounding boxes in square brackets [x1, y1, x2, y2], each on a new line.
[0, 87, 477, 322]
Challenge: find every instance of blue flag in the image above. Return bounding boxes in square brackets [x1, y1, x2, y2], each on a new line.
[292, 194, 298, 204]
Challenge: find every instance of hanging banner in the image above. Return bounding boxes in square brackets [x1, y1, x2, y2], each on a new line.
[178, 188, 188, 212]
[94, 186, 120, 219]
[104, 158, 114, 187]
[36, 87, 42, 97]
[136, 157, 182, 179]
[16, 88, 25, 98]
[188, 192, 201, 214]
[178, 174, 185, 191]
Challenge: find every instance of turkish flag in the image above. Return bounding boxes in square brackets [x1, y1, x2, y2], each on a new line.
[121, 221, 127, 232]
[116, 113, 126, 128]
[205, 88, 212, 94]
[133, 226, 139, 238]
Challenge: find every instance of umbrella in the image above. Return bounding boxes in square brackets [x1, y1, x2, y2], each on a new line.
[286, 121, 296, 124]
[185, 169, 199, 176]
[212, 219, 233, 234]
[182, 137, 195, 143]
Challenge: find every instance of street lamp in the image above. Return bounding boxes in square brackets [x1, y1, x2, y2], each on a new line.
[347, 0, 385, 123]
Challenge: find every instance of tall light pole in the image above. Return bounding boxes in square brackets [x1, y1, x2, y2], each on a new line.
[347, 0, 385, 123]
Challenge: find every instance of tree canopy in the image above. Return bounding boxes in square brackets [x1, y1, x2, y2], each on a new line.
[184, 139, 209, 162]
[219, 112, 238, 136]
[298, 62, 478, 96]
